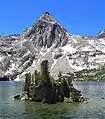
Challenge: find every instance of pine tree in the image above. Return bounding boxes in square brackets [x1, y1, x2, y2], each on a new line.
[41, 60, 51, 84]
[34, 70, 42, 85]
[24, 73, 31, 91]
[58, 71, 62, 82]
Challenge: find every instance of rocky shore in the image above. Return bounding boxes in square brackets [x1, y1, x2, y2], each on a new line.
[0, 76, 9, 81]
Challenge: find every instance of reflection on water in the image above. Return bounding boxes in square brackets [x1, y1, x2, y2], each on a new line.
[0, 81, 105, 119]
[24, 102, 80, 119]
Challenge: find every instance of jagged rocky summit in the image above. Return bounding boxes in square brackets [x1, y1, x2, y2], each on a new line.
[0, 12, 105, 80]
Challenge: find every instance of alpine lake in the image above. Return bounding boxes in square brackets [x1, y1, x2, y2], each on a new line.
[0, 81, 105, 119]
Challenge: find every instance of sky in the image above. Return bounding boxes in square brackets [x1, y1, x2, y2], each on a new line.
[0, 0, 105, 36]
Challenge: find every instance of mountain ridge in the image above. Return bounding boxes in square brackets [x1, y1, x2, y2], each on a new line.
[0, 12, 105, 81]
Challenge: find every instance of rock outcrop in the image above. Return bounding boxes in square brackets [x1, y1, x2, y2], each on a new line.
[96, 29, 105, 38]
[0, 76, 9, 81]
[14, 60, 86, 104]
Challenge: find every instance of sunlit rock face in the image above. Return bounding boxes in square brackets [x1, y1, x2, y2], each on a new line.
[1, 12, 105, 80]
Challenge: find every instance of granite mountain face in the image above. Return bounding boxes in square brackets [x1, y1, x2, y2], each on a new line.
[0, 12, 105, 80]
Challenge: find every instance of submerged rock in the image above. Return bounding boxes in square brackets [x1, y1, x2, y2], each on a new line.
[84, 101, 88, 104]
[21, 94, 28, 101]
[64, 97, 73, 103]
[13, 94, 21, 100]
[101, 97, 105, 99]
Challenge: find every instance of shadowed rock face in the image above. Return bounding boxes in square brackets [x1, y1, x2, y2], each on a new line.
[1, 12, 105, 80]
[0, 76, 9, 81]
[23, 12, 69, 48]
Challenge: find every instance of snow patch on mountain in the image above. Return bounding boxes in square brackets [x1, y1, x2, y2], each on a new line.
[62, 44, 75, 54]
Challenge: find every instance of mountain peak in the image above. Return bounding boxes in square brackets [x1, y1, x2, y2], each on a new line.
[22, 12, 69, 48]
[37, 12, 57, 24]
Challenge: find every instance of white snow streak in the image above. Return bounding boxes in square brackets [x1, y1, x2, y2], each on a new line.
[62, 44, 75, 54]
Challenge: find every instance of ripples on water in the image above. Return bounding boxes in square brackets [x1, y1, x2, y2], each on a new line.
[0, 81, 105, 119]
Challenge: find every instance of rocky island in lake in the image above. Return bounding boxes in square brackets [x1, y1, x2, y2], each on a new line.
[14, 60, 86, 104]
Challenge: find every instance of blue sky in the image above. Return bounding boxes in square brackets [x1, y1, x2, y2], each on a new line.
[0, 0, 105, 36]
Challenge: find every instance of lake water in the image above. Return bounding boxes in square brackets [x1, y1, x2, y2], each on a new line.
[0, 81, 105, 119]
